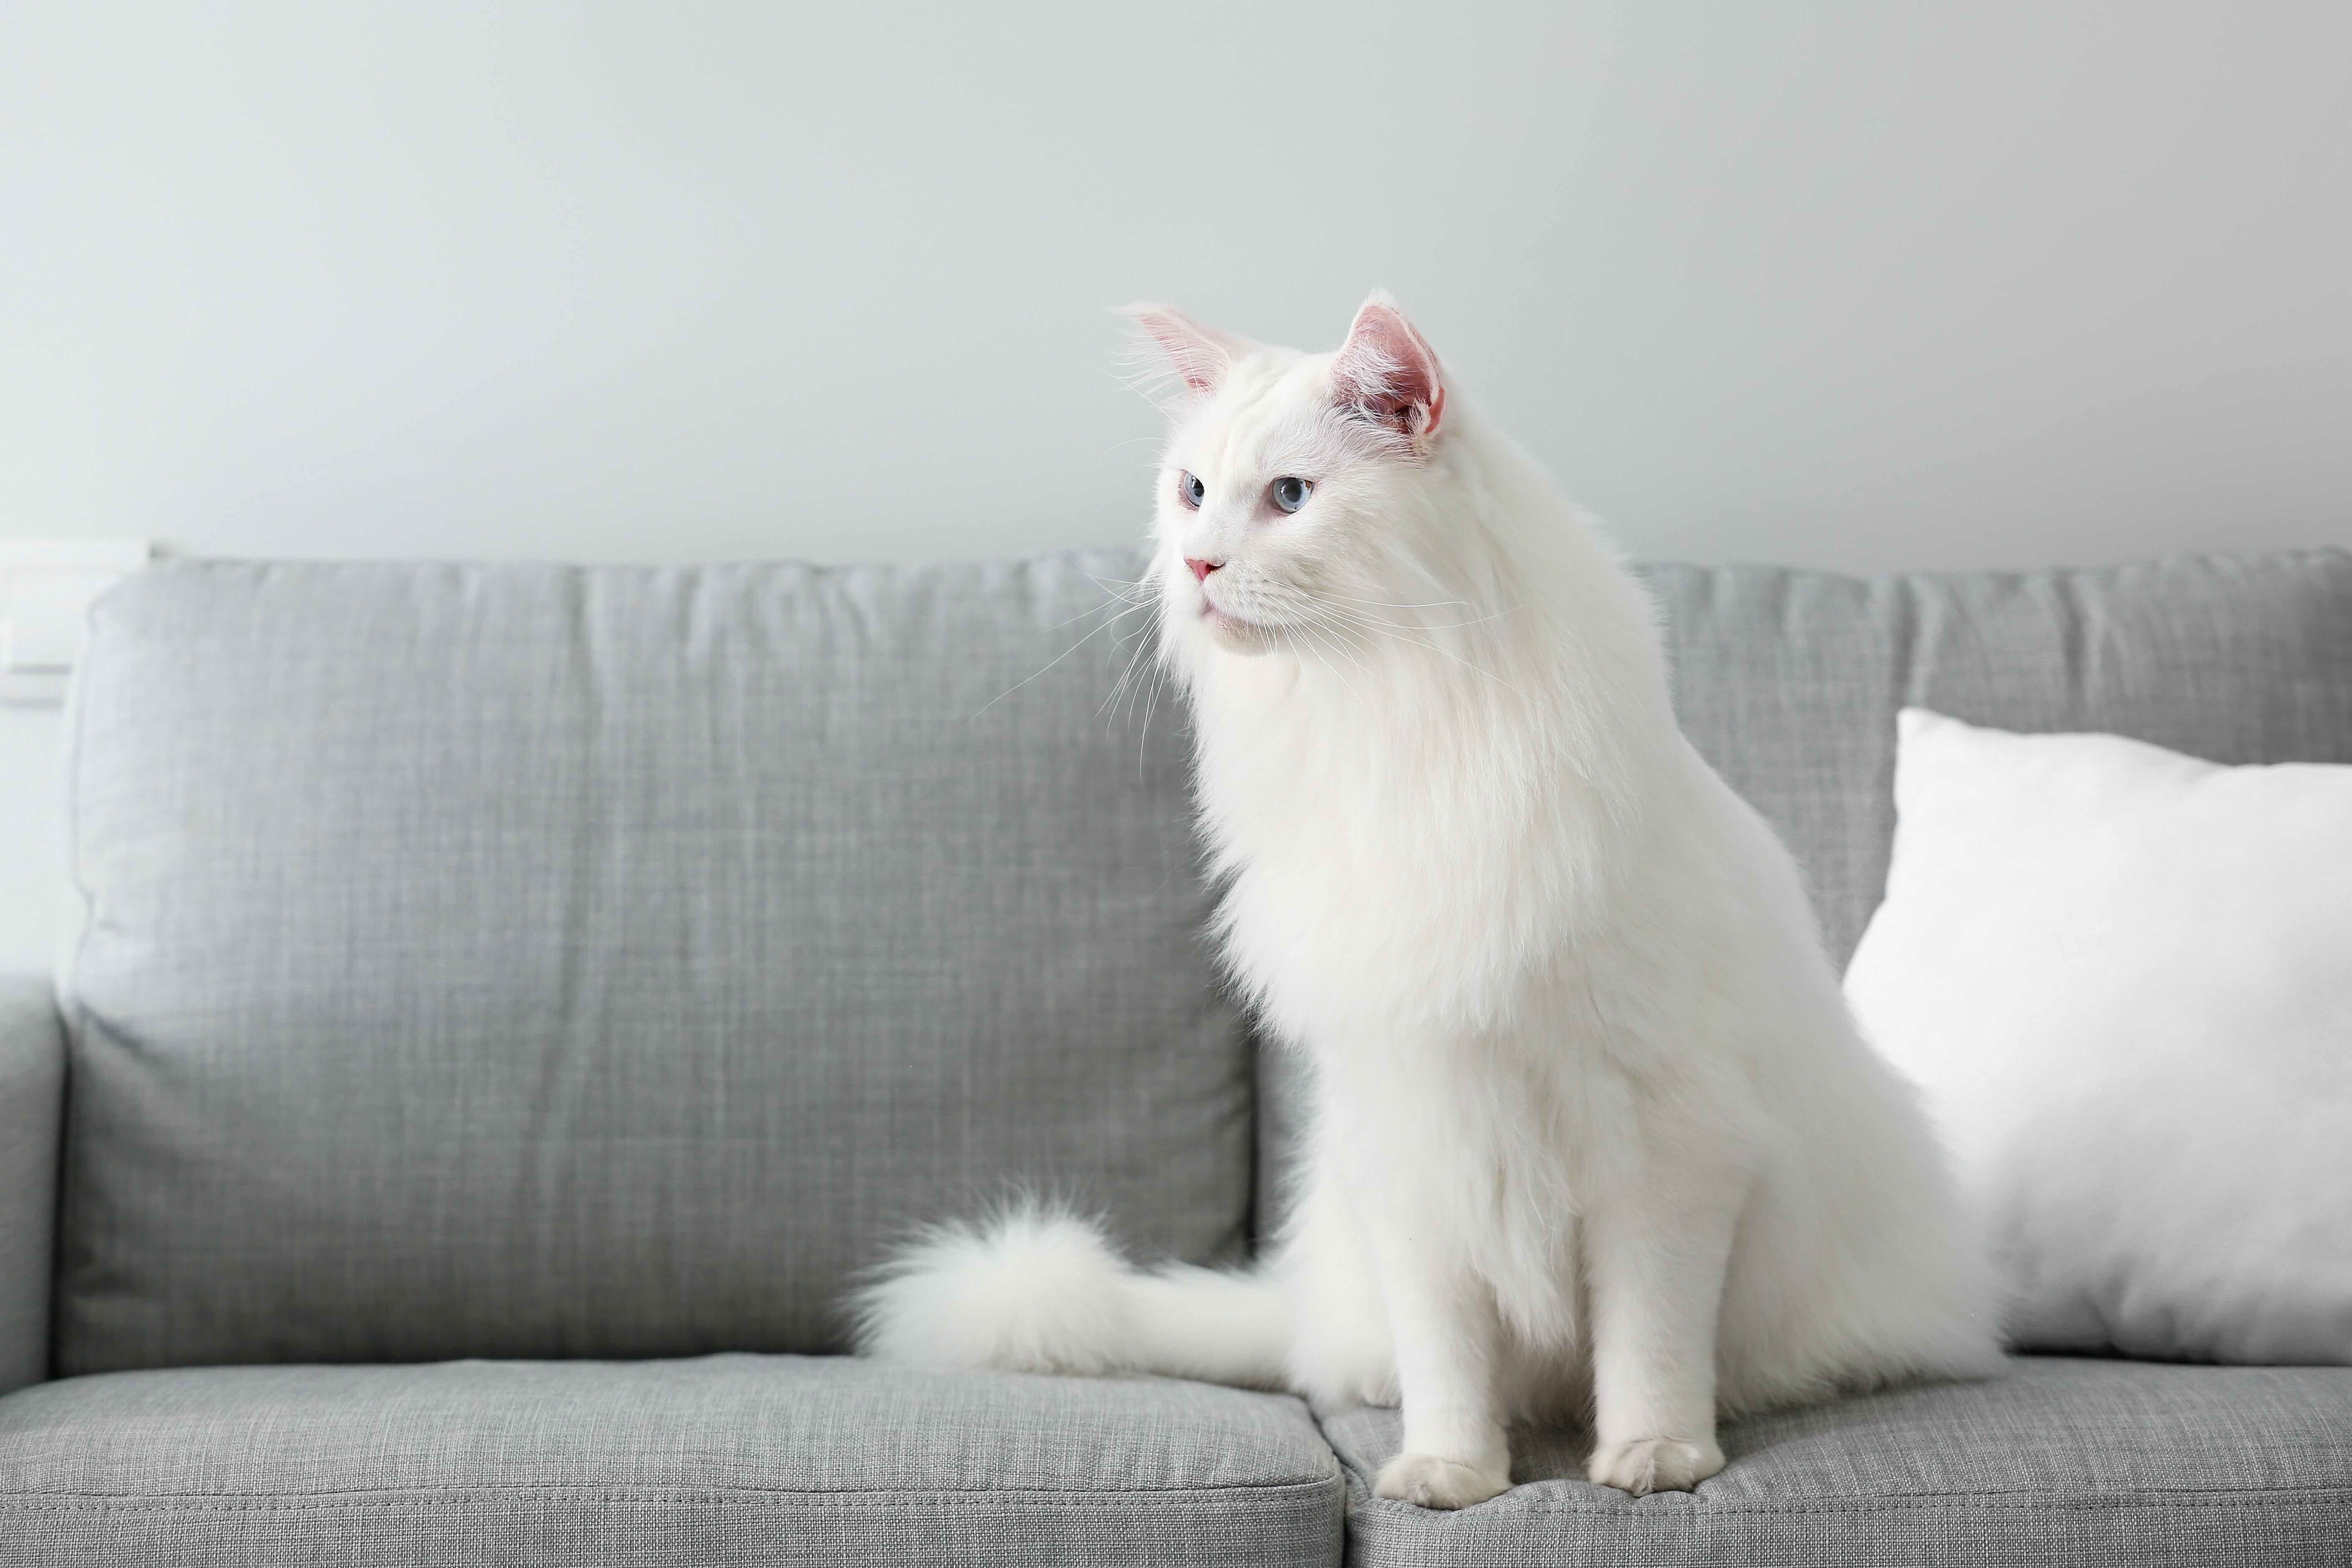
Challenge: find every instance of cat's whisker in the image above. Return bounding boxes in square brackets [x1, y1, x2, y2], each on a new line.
[1297, 587, 1526, 634]
[1311, 591, 1478, 613]
[1343, 604, 1527, 633]
[1293, 620, 1370, 710]
[1285, 607, 1395, 713]
[976, 599, 1151, 717]
[1295, 597, 1528, 698]
[1295, 607, 1372, 669]
[1100, 615, 1160, 724]
[1121, 641, 1165, 736]
[1093, 574, 1160, 608]
[1044, 593, 1148, 633]
[1134, 658, 1173, 780]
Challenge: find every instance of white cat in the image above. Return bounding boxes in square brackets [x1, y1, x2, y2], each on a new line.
[854, 295, 2002, 1506]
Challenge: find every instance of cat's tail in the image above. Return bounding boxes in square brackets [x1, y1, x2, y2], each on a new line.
[848, 1200, 1293, 1389]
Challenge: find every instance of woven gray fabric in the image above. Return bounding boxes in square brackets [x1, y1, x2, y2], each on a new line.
[1642, 550, 2352, 966]
[59, 557, 1249, 1372]
[0, 1354, 1343, 1566]
[0, 979, 63, 1396]
[1324, 1357, 2352, 1566]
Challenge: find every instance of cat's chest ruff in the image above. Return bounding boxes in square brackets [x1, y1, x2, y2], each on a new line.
[1213, 754, 1462, 909]
[1206, 774, 1558, 1033]
[1205, 693, 1484, 868]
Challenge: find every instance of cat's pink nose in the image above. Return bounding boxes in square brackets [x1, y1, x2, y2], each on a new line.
[1186, 557, 1223, 583]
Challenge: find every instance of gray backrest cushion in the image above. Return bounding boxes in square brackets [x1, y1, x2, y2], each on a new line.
[59, 557, 1247, 1374]
[60, 548, 2352, 1369]
[1641, 551, 2352, 964]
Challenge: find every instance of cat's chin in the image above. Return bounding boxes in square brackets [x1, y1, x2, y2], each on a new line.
[1200, 607, 1280, 656]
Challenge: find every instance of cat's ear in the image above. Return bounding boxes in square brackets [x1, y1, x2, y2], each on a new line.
[1332, 294, 1446, 443]
[1120, 304, 1252, 398]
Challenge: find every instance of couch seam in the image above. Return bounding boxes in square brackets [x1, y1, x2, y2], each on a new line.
[1348, 1489, 2352, 1519]
[0, 1495, 1355, 1514]
[1332, 1463, 2352, 1518]
[0, 1477, 1344, 1508]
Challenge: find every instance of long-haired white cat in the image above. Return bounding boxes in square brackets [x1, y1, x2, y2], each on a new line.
[854, 295, 2001, 1506]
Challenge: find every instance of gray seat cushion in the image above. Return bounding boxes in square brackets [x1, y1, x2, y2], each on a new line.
[0, 1355, 1342, 1567]
[1323, 1357, 2352, 1567]
[59, 556, 1248, 1373]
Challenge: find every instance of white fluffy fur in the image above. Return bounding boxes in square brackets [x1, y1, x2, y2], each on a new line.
[853, 295, 2002, 1505]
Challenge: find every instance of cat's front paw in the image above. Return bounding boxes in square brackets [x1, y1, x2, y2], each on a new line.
[1374, 1452, 1510, 1510]
[1586, 1436, 1724, 1496]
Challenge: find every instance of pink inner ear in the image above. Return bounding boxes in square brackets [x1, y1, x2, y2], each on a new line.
[1126, 305, 1246, 396]
[1333, 301, 1446, 439]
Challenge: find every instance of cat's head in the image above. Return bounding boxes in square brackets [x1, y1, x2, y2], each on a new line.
[1127, 294, 1455, 660]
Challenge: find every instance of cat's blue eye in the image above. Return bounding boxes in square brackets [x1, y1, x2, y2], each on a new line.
[1179, 472, 1205, 509]
[1271, 477, 1312, 513]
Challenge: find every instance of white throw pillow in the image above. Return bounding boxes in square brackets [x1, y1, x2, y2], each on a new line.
[1846, 708, 2352, 1364]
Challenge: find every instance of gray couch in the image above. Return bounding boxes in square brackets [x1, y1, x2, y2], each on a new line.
[3, 549, 2349, 1566]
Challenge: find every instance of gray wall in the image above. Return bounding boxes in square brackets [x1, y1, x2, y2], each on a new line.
[4, 2, 2348, 571]
[2, 2, 2349, 973]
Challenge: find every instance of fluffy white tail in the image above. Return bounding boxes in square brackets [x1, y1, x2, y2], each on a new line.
[849, 1202, 1292, 1389]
